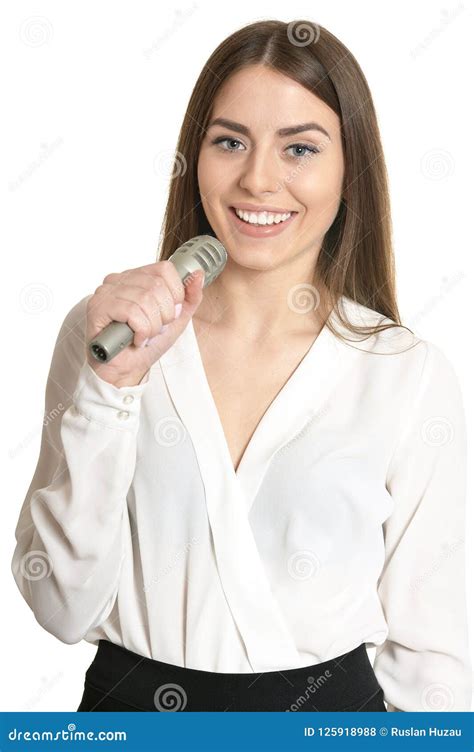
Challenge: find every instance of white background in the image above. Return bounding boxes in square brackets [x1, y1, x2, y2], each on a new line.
[1, 0, 472, 711]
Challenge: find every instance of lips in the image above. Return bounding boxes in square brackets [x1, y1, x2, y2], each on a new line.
[226, 205, 298, 238]
[230, 206, 295, 225]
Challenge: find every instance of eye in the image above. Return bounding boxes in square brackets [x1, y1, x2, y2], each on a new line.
[286, 143, 320, 159]
[211, 136, 246, 152]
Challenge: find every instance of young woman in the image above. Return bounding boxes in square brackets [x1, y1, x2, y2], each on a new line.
[11, 19, 471, 713]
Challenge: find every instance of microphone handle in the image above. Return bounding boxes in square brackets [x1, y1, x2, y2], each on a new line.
[88, 320, 137, 364]
[88, 272, 195, 364]
[88, 234, 226, 364]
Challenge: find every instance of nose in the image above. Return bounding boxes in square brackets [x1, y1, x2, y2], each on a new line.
[238, 143, 282, 196]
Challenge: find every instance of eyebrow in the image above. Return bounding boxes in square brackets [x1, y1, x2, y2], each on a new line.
[207, 117, 331, 141]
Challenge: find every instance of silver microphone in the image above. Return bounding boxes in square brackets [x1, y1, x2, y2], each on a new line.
[88, 235, 227, 363]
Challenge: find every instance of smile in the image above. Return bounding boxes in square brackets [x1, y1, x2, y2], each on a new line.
[227, 206, 298, 238]
[231, 207, 294, 226]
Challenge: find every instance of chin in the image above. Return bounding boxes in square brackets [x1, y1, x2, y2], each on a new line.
[229, 247, 286, 272]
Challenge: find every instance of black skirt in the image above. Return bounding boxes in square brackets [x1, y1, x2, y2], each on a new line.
[76, 639, 387, 712]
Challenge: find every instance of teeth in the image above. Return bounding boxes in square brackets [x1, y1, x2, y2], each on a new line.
[234, 208, 292, 225]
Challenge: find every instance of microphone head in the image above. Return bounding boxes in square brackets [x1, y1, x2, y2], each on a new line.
[168, 235, 227, 288]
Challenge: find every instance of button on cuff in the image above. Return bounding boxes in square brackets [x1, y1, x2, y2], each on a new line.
[72, 361, 149, 430]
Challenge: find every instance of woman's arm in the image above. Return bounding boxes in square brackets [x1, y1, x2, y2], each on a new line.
[11, 295, 149, 643]
[372, 340, 471, 711]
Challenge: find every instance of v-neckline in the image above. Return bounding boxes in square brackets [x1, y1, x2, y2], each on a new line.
[158, 293, 365, 510]
[189, 310, 334, 478]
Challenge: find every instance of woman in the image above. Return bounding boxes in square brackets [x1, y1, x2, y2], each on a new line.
[11, 19, 471, 712]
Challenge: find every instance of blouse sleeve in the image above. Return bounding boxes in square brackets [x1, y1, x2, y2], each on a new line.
[11, 295, 150, 644]
[372, 340, 472, 711]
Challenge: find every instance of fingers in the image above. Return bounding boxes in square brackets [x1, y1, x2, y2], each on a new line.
[96, 262, 189, 346]
[143, 270, 205, 350]
[112, 284, 176, 346]
[91, 263, 205, 353]
[181, 269, 205, 313]
[134, 260, 186, 305]
[87, 297, 155, 347]
[92, 280, 181, 348]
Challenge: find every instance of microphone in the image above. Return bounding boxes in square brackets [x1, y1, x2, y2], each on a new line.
[88, 235, 227, 364]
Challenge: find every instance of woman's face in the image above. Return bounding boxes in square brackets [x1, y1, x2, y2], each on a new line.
[197, 64, 345, 274]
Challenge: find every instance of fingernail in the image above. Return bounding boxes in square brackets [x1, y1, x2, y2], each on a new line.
[174, 303, 182, 318]
[140, 338, 149, 348]
[200, 273, 205, 288]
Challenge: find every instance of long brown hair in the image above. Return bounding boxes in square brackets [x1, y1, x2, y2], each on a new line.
[157, 18, 413, 343]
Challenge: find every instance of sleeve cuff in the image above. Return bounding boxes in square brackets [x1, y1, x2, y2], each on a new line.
[72, 360, 149, 430]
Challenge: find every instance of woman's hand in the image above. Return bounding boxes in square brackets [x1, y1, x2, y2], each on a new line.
[86, 260, 205, 387]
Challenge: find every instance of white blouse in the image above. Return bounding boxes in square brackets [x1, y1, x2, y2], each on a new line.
[11, 293, 471, 712]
